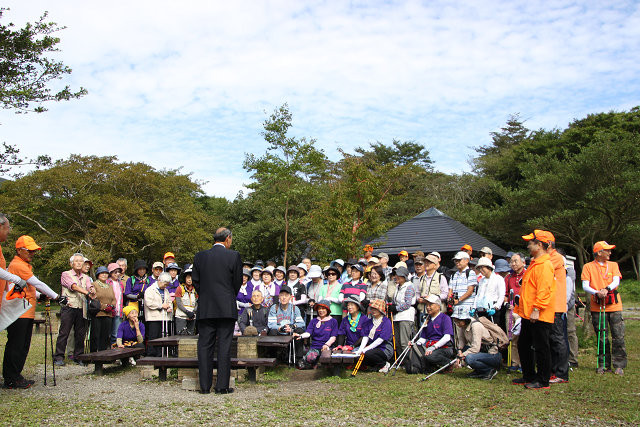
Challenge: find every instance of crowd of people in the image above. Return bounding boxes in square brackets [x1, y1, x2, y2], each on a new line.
[0, 212, 629, 390]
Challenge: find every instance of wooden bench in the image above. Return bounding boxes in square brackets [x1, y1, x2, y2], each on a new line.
[32, 318, 45, 332]
[136, 357, 277, 382]
[257, 335, 294, 348]
[76, 347, 146, 375]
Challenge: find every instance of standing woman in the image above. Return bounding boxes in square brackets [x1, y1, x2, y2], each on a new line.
[89, 266, 117, 352]
[306, 265, 324, 321]
[355, 299, 393, 373]
[273, 266, 286, 287]
[365, 265, 388, 308]
[318, 266, 343, 323]
[388, 266, 416, 358]
[339, 264, 367, 313]
[175, 265, 198, 335]
[3, 235, 59, 389]
[144, 272, 173, 357]
[107, 263, 124, 346]
[124, 260, 150, 323]
[236, 268, 253, 316]
[259, 267, 280, 308]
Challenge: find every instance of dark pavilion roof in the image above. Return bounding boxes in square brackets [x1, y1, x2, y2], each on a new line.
[366, 207, 507, 257]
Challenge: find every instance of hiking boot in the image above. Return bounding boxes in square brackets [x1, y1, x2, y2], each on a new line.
[483, 369, 498, 381]
[512, 377, 527, 385]
[54, 359, 65, 367]
[378, 362, 390, 373]
[128, 357, 137, 366]
[524, 381, 550, 390]
[614, 368, 624, 376]
[3, 378, 31, 389]
[18, 376, 35, 386]
[549, 376, 568, 384]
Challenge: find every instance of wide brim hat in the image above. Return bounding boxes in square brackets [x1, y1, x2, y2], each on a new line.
[325, 265, 341, 277]
[308, 265, 323, 279]
[95, 266, 109, 276]
[476, 257, 494, 270]
[107, 263, 122, 274]
[261, 267, 274, 277]
[287, 265, 300, 276]
[133, 259, 147, 272]
[166, 262, 181, 273]
[368, 299, 387, 315]
[250, 266, 263, 273]
[275, 265, 287, 275]
[344, 295, 364, 312]
[494, 259, 510, 273]
[242, 268, 251, 277]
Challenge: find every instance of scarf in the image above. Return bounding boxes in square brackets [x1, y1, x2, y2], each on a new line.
[239, 283, 248, 295]
[315, 315, 331, 328]
[368, 315, 383, 340]
[348, 312, 361, 332]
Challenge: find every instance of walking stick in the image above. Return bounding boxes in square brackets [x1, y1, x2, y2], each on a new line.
[420, 357, 458, 382]
[507, 290, 514, 370]
[351, 353, 365, 377]
[162, 309, 167, 358]
[43, 299, 57, 386]
[390, 312, 397, 362]
[597, 303, 605, 370]
[388, 318, 429, 376]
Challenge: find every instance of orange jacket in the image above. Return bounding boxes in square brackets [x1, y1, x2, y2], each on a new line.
[515, 254, 555, 323]
[549, 249, 567, 313]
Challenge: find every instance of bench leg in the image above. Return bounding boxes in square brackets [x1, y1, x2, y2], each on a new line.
[331, 366, 341, 377]
[247, 367, 257, 384]
[159, 367, 167, 381]
[95, 363, 103, 375]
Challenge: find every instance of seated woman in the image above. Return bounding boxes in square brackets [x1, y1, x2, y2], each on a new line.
[144, 272, 173, 357]
[413, 295, 455, 373]
[89, 266, 117, 352]
[335, 295, 371, 351]
[453, 310, 501, 380]
[236, 268, 253, 316]
[175, 265, 197, 335]
[116, 306, 145, 365]
[294, 299, 338, 369]
[355, 299, 393, 373]
[238, 289, 269, 335]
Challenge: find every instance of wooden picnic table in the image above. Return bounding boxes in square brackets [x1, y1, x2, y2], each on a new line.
[145, 334, 293, 349]
[137, 356, 277, 382]
[76, 347, 146, 375]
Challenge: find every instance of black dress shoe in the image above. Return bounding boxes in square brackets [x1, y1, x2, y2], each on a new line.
[214, 388, 235, 394]
[199, 389, 210, 394]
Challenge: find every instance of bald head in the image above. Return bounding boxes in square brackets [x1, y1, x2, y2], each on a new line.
[214, 227, 232, 242]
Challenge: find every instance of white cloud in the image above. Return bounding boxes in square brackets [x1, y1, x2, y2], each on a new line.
[1, 0, 639, 199]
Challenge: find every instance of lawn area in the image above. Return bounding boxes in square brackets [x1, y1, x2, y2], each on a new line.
[0, 318, 638, 425]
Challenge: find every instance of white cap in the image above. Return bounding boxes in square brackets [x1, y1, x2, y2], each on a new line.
[453, 251, 470, 260]
[428, 252, 441, 260]
[297, 263, 308, 273]
[480, 246, 493, 255]
[426, 294, 441, 304]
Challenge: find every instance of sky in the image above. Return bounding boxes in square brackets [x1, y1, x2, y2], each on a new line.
[1, 1, 639, 199]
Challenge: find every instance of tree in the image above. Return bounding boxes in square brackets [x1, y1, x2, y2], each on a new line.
[242, 104, 328, 265]
[0, 8, 86, 113]
[0, 8, 86, 177]
[0, 155, 216, 289]
[355, 139, 434, 170]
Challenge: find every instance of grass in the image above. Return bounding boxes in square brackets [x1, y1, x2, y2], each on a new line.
[620, 279, 640, 304]
[0, 319, 638, 425]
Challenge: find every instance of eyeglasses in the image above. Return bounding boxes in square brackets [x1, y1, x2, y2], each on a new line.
[327, 272, 337, 276]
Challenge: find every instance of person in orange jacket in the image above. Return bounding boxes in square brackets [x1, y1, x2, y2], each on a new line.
[547, 235, 569, 384]
[512, 230, 556, 390]
[581, 241, 626, 375]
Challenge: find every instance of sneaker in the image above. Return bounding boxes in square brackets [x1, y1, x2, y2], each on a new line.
[378, 362, 390, 373]
[549, 376, 568, 384]
[128, 357, 137, 366]
[114, 359, 122, 366]
[614, 368, 624, 376]
[596, 367, 605, 374]
[54, 359, 65, 367]
[18, 376, 35, 386]
[466, 371, 484, 379]
[3, 378, 31, 389]
[483, 369, 498, 381]
[512, 377, 527, 385]
[524, 381, 550, 390]
[569, 362, 579, 369]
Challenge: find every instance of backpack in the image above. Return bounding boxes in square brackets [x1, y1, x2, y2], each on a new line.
[404, 344, 426, 374]
[476, 316, 509, 351]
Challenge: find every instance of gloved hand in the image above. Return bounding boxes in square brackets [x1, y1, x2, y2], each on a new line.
[487, 308, 496, 316]
[13, 278, 28, 291]
[387, 303, 398, 314]
[469, 308, 476, 317]
[137, 291, 145, 300]
[57, 295, 68, 306]
[187, 311, 195, 319]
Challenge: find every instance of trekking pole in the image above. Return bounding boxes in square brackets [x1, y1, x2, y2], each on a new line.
[48, 299, 57, 385]
[507, 290, 514, 370]
[596, 303, 602, 370]
[162, 309, 167, 358]
[420, 357, 458, 382]
[388, 318, 429, 376]
[390, 312, 397, 362]
[351, 353, 365, 377]
[44, 299, 49, 386]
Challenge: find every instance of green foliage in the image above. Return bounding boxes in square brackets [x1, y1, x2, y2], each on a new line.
[0, 155, 216, 289]
[0, 8, 87, 113]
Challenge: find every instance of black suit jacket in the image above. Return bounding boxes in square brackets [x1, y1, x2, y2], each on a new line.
[192, 244, 243, 320]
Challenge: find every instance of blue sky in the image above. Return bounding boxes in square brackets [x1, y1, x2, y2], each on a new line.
[1, 1, 639, 199]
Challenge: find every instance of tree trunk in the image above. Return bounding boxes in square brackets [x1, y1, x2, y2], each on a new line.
[283, 198, 289, 267]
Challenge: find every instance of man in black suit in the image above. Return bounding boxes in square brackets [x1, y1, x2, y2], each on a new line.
[192, 227, 242, 394]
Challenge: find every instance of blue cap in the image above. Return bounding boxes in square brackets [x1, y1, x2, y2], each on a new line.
[95, 266, 109, 276]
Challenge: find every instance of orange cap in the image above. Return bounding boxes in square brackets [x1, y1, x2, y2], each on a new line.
[522, 230, 554, 244]
[398, 250, 408, 257]
[163, 252, 175, 261]
[460, 244, 472, 251]
[363, 244, 373, 252]
[593, 241, 615, 253]
[15, 235, 42, 251]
